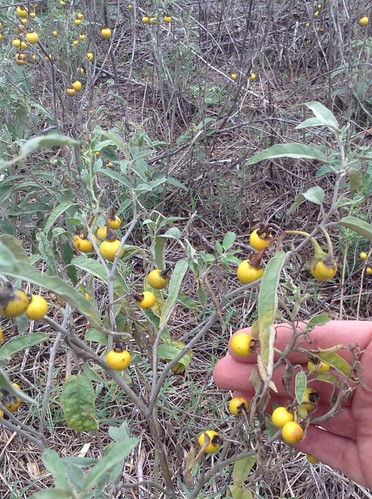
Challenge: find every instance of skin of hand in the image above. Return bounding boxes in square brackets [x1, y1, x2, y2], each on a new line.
[213, 321, 372, 488]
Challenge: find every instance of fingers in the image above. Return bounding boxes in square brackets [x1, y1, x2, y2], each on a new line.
[213, 355, 353, 405]
[228, 321, 372, 364]
[295, 426, 368, 488]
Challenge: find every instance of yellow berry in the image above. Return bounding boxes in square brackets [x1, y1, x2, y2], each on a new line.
[137, 291, 156, 309]
[307, 360, 330, 374]
[272, 407, 294, 428]
[198, 431, 221, 454]
[228, 397, 249, 416]
[99, 240, 124, 261]
[282, 421, 304, 445]
[230, 333, 252, 357]
[359, 16, 369, 26]
[360, 252, 368, 260]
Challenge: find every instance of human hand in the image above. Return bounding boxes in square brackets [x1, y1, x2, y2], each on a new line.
[213, 321, 372, 488]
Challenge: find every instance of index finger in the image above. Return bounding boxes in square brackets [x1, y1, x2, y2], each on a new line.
[228, 321, 372, 364]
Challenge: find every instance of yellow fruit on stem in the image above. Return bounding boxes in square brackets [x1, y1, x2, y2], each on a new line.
[150, 17, 157, 25]
[231, 73, 237, 80]
[137, 291, 156, 309]
[108, 216, 121, 229]
[360, 252, 367, 260]
[249, 73, 256, 80]
[148, 269, 168, 289]
[301, 388, 319, 412]
[12, 40, 28, 49]
[15, 53, 26, 65]
[26, 31, 38, 44]
[237, 260, 264, 284]
[72, 80, 82, 91]
[101, 28, 112, 38]
[86, 52, 94, 62]
[16, 6, 28, 18]
[74, 19, 81, 26]
[106, 349, 131, 371]
[142, 16, 149, 24]
[74, 235, 96, 253]
[359, 17, 369, 26]
[164, 16, 172, 23]
[272, 407, 294, 427]
[96, 226, 107, 241]
[366, 267, 372, 275]
[1, 383, 21, 413]
[282, 421, 304, 445]
[198, 431, 221, 454]
[230, 333, 252, 357]
[249, 228, 272, 251]
[100, 240, 124, 261]
[307, 360, 330, 374]
[0, 288, 29, 318]
[66, 88, 76, 97]
[228, 397, 249, 416]
[25, 295, 48, 320]
[310, 260, 337, 281]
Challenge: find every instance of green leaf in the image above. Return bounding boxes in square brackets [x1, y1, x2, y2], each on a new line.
[295, 371, 307, 405]
[160, 260, 188, 326]
[154, 236, 166, 270]
[60, 375, 98, 432]
[83, 440, 138, 489]
[258, 252, 286, 364]
[71, 256, 126, 295]
[85, 328, 108, 345]
[306, 314, 330, 329]
[37, 232, 58, 276]
[109, 422, 131, 443]
[295, 117, 331, 130]
[317, 352, 353, 379]
[101, 130, 127, 152]
[232, 456, 256, 487]
[0, 235, 29, 263]
[297, 101, 340, 130]
[44, 201, 77, 235]
[0, 334, 49, 362]
[166, 176, 188, 191]
[21, 134, 79, 156]
[42, 449, 67, 489]
[29, 491, 74, 499]
[63, 462, 84, 491]
[231, 486, 253, 499]
[160, 228, 181, 240]
[339, 216, 372, 241]
[82, 362, 104, 383]
[288, 186, 325, 214]
[100, 169, 131, 188]
[222, 232, 236, 251]
[246, 143, 328, 166]
[0, 261, 98, 327]
[0, 241, 18, 267]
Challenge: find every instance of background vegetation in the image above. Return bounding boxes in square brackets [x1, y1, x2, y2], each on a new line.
[0, 0, 371, 497]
